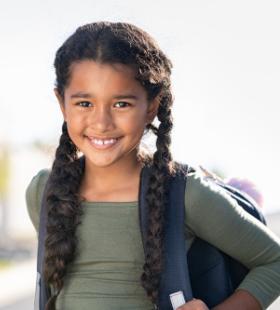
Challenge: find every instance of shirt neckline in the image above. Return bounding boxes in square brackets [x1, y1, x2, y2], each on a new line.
[81, 200, 138, 206]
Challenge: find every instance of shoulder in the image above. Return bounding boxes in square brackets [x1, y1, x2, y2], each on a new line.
[25, 168, 51, 233]
[184, 165, 228, 206]
[182, 164, 245, 232]
[172, 162, 226, 203]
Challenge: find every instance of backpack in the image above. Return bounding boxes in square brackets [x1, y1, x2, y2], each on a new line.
[35, 161, 266, 310]
[138, 162, 266, 310]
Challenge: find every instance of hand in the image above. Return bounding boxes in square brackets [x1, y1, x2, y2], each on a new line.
[177, 298, 209, 310]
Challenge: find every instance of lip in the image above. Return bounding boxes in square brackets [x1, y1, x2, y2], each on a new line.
[86, 136, 122, 150]
[87, 135, 121, 140]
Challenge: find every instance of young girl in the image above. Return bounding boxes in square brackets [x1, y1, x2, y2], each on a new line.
[25, 21, 280, 310]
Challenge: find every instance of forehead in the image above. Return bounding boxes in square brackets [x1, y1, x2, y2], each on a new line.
[66, 60, 145, 96]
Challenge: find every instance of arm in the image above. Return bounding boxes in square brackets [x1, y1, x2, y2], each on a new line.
[25, 168, 50, 234]
[177, 289, 261, 310]
[184, 170, 280, 309]
[211, 289, 261, 310]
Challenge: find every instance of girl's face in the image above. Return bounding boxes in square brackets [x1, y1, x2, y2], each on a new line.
[55, 60, 159, 168]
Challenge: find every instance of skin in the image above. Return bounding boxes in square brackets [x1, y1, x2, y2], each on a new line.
[54, 60, 160, 201]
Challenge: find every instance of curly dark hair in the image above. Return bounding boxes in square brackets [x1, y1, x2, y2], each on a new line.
[44, 21, 176, 309]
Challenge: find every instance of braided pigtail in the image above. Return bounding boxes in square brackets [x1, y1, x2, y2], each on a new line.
[44, 122, 85, 310]
[140, 89, 175, 305]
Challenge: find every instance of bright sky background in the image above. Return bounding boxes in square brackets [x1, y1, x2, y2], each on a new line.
[0, 0, 279, 213]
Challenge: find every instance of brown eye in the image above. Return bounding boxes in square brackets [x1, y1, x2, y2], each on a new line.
[77, 101, 92, 107]
[115, 101, 131, 108]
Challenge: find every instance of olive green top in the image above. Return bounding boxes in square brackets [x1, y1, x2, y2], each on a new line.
[25, 167, 280, 309]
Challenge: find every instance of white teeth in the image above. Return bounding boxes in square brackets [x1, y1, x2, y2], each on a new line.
[91, 138, 117, 145]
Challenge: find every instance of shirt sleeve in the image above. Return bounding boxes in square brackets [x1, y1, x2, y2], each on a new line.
[184, 169, 280, 309]
[25, 168, 50, 235]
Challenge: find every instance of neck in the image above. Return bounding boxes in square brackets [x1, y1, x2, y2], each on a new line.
[80, 152, 143, 193]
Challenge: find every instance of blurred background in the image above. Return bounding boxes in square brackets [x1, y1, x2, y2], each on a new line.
[0, 0, 279, 309]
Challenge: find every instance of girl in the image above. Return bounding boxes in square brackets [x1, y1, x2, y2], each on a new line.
[25, 21, 280, 310]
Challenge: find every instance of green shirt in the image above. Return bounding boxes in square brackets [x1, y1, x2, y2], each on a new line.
[25, 167, 280, 310]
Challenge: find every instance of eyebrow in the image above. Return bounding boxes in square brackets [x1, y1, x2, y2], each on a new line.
[70, 91, 139, 100]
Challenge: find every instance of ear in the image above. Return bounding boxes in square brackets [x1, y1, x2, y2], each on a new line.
[54, 88, 67, 121]
[146, 95, 160, 124]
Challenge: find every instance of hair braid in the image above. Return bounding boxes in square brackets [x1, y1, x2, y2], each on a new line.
[140, 90, 175, 305]
[44, 121, 85, 309]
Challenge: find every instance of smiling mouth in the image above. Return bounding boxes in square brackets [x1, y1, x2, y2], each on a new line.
[86, 136, 122, 149]
[87, 135, 121, 140]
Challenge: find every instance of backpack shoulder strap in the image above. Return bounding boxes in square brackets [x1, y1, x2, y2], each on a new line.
[35, 175, 51, 310]
[138, 162, 193, 309]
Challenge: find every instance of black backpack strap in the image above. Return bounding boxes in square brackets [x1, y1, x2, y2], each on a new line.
[35, 176, 51, 310]
[138, 163, 193, 309]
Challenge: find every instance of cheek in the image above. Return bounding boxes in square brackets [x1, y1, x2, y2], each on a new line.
[67, 112, 87, 128]
[120, 113, 146, 132]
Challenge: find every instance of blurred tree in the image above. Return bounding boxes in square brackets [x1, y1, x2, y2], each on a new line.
[0, 144, 11, 241]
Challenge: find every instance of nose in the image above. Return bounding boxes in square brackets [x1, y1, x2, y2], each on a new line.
[89, 104, 115, 131]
